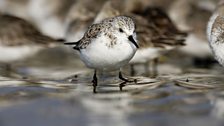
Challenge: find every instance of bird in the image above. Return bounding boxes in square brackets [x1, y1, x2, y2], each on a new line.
[0, 14, 63, 76]
[169, 0, 219, 67]
[64, 16, 138, 92]
[92, 0, 187, 76]
[207, 0, 224, 67]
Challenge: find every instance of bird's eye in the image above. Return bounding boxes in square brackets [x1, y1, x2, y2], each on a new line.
[119, 28, 124, 33]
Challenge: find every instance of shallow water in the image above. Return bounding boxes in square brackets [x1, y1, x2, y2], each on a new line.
[0, 47, 224, 126]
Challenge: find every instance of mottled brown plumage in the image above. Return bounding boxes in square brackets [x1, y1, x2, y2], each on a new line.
[146, 8, 186, 44]
[0, 15, 59, 47]
[77, 23, 106, 49]
[129, 7, 187, 49]
[66, 16, 135, 50]
[142, 7, 187, 36]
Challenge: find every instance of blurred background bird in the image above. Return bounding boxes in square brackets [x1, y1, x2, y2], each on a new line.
[168, 0, 219, 68]
[0, 13, 63, 77]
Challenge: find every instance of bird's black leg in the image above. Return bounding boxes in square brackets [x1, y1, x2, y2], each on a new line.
[92, 70, 97, 93]
[92, 70, 98, 85]
[119, 82, 126, 91]
[119, 71, 129, 82]
[119, 71, 136, 83]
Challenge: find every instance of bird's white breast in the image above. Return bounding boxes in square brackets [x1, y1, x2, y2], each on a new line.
[79, 35, 137, 71]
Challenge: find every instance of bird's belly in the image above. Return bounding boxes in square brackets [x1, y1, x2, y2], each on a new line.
[80, 38, 136, 71]
[0, 45, 41, 63]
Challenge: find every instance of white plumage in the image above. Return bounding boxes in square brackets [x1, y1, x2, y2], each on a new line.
[80, 33, 137, 71]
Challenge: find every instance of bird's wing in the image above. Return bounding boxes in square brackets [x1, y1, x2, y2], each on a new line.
[76, 23, 104, 49]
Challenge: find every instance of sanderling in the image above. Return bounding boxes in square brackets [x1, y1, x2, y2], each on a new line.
[94, 0, 187, 76]
[65, 16, 138, 90]
[0, 14, 62, 64]
[169, 0, 218, 59]
[207, 0, 224, 66]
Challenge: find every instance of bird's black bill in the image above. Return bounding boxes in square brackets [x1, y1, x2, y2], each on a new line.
[64, 41, 80, 51]
[128, 35, 139, 48]
[64, 42, 77, 45]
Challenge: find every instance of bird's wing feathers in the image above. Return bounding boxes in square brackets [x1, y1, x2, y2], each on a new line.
[65, 23, 104, 50]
